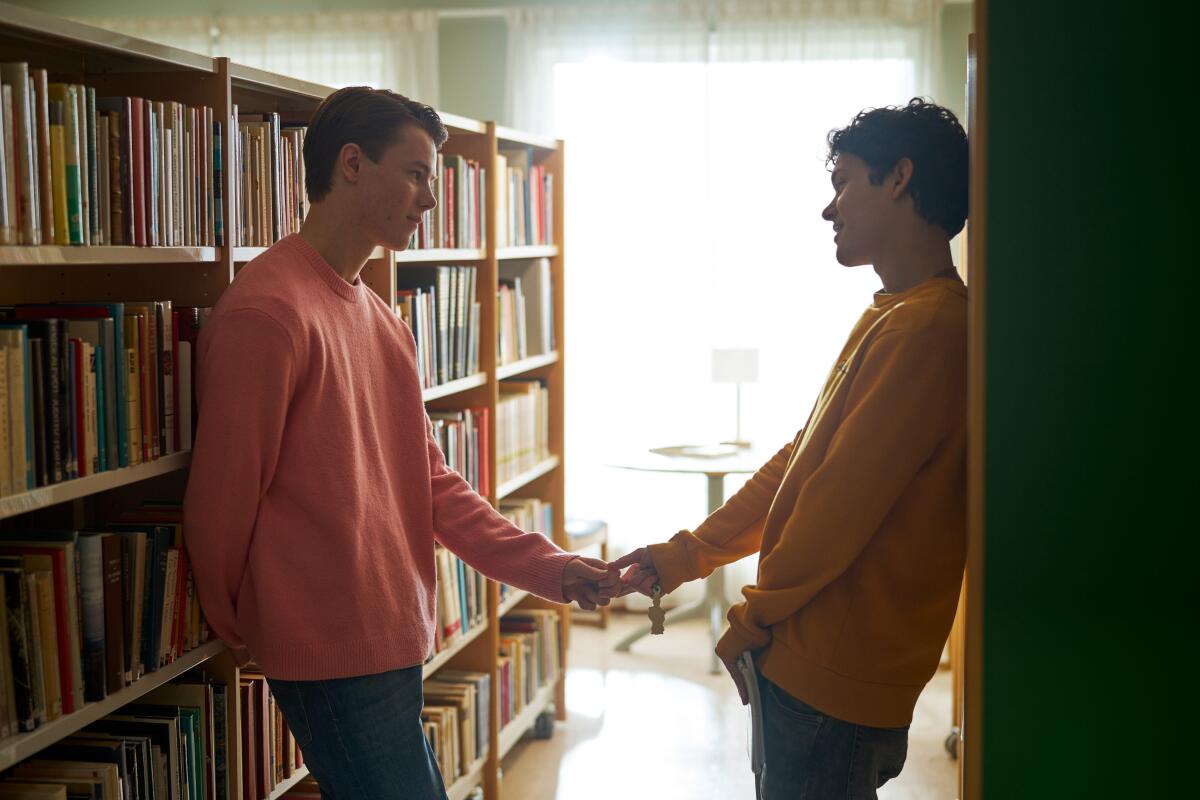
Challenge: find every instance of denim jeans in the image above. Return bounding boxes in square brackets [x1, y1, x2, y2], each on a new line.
[267, 665, 448, 800]
[758, 674, 908, 799]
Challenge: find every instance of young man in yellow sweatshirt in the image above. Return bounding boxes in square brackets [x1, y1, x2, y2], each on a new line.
[613, 98, 968, 798]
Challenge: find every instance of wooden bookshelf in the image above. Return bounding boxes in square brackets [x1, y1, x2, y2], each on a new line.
[496, 589, 531, 619]
[267, 766, 311, 800]
[0, 5, 568, 799]
[0, 640, 225, 771]
[0, 451, 192, 521]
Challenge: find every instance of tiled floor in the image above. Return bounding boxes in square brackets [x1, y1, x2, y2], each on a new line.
[501, 613, 956, 799]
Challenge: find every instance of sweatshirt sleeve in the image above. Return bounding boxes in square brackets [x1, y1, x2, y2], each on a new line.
[716, 329, 952, 660]
[427, 418, 576, 603]
[183, 309, 298, 649]
[646, 439, 795, 593]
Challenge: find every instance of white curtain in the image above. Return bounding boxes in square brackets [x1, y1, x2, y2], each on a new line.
[85, 12, 440, 106]
[515, 1, 943, 607]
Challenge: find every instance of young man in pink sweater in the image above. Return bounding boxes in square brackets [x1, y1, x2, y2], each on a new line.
[184, 87, 615, 800]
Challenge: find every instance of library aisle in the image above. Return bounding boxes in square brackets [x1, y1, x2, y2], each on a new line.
[502, 614, 955, 799]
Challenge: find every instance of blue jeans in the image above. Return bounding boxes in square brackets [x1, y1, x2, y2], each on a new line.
[759, 674, 908, 799]
[267, 665, 448, 800]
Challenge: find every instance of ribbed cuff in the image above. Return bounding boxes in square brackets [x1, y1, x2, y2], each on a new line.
[518, 550, 577, 604]
[647, 531, 697, 594]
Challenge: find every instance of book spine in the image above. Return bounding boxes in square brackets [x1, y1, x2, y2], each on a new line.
[33, 69, 54, 244]
[213, 119, 224, 245]
[86, 86, 99, 244]
[0, 84, 14, 245]
[78, 535, 106, 701]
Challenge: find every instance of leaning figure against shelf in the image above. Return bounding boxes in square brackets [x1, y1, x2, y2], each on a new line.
[183, 87, 617, 800]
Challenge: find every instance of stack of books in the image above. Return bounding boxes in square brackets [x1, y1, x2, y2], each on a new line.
[422, 670, 489, 783]
[231, 110, 305, 247]
[408, 153, 485, 251]
[395, 266, 480, 389]
[238, 669, 305, 800]
[495, 380, 549, 486]
[0, 62, 223, 248]
[0, 303, 210, 497]
[0, 503, 209, 737]
[432, 547, 487, 658]
[429, 407, 489, 497]
[497, 610, 561, 728]
[0, 672, 236, 800]
[495, 147, 552, 248]
[497, 257, 555, 366]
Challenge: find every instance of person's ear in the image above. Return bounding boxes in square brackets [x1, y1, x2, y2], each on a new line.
[889, 157, 914, 200]
[338, 142, 362, 187]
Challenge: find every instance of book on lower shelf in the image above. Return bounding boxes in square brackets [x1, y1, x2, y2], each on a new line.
[0, 666, 234, 800]
[497, 257, 554, 366]
[0, 62, 222, 248]
[238, 669, 304, 800]
[395, 266, 480, 390]
[498, 609, 561, 729]
[422, 669, 489, 785]
[431, 547, 487, 660]
[0, 502, 211, 739]
[429, 407, 489, 498]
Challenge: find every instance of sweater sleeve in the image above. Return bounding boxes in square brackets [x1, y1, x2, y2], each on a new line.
[716, 330, 951, 660]
[646, 439, 795, 593]
[183, 308, 297, 649]
[427, 418, 576, 603]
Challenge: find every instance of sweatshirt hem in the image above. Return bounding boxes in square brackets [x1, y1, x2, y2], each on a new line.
[249, 632, 433, 681]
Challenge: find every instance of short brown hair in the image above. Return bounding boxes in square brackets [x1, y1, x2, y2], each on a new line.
[304, 86, 448, 202]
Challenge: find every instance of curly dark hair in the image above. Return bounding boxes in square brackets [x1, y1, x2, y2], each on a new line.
[826, 98, 968, 238]
[304, 86, 448, 203]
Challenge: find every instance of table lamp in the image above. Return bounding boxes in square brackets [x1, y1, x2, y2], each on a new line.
[712, 348, 758, 449]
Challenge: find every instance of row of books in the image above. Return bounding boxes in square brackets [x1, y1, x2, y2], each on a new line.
[239, 669, 304, 800]
[497, 257, 555, 366]
[0, 507, 208, 739]
[432, 547, 487, 659]
[0, 303, 209, 498]
[409, 154, 486, 251]
[498, 610, 561, 730]
[494, 148, 553, 248]
[0, 674, 231, 800]
[422, 670, 489, 785]
[0, 62, 223, 248]
[496, 380, 550, 486]
[231, 110, 306, 248]
[429, 406, 489, 498]
[395, 266, 481, 389]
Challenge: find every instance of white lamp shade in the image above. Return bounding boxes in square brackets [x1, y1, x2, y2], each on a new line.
[711, 348, 759, 383]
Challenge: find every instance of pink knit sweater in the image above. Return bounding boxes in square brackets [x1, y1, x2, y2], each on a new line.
[183, 235, 574, 680]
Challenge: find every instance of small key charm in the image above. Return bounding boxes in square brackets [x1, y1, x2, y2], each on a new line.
[649, 583, 666, 635]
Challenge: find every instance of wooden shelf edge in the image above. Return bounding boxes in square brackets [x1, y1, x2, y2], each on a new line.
[494, 126, 559, 151]
[422, 373, 488, 403]
[496, 589, 530, 619]
[446, 756, 487, 800]
[496, 245, 558, 261]
[423, 618, 489, 679]
[267, 765, 311, 800]
[0, 639, 226, 770]
[0, 246, 219, 266]
[495, 457, 560, 500]
[496, 352, 559, 381]
[498, 678, 558, 760]
[228, 62, 332, 100]
[395, 247, 486, 263]
[0, 451, 192, 521]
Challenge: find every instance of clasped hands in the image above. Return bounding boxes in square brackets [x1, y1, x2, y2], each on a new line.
[560, 547, 660, 610]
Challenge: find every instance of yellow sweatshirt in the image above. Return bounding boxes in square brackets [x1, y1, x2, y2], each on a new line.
[648, 277, 967, 728]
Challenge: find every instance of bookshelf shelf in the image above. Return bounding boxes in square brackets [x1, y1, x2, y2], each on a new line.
[0, 639, 225, 771]
[494, 126, 559, 152]
[447, 757, 487, 800]
[422, 373, 488, 403]
[423, 618, 489, 679]
[498, 679, 558, 761]
[0, 451, 192, 521]
[395, 247, 487, 264]
[267, 766, 311, 800]
[0, 246, 219, 266]
[497, 589, 530, 619]
[496, 245, 558, 261]
[496, 352, 559, 381]
[496, 457, 560, 501]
